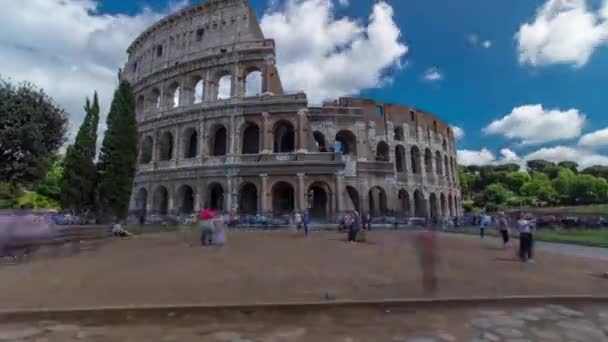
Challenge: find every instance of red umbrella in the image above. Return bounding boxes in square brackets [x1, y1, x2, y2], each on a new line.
[199, 209, 215, 221]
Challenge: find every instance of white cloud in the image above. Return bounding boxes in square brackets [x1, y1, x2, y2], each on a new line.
[457, 148, 497, 166]
[337, 0, 349, 6]
[451, 126, 465, 139]
[482, 40, 492, 48]
[516, 0, 608, 67]
[261, 0, 408, 103]
[579, 127, 608, 147]
[483, 104, 586, 145]
[422, 67, 443, 82]
[0, 0, 186, 142]
[467, 33, 479, 46]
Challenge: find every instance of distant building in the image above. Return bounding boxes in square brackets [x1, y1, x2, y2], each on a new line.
[123, 0, 462, 221]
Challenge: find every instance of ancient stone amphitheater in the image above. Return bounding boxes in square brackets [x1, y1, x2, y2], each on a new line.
[123, 0, 462, 222]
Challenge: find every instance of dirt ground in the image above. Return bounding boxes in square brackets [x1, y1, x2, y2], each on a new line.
[1, 230, 607, 310]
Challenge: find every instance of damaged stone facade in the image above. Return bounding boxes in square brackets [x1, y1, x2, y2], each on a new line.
[123, 0, 462, 222]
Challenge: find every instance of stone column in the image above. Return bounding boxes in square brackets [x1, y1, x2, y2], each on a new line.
[261, 112, 271, 154]
[226, 176, 234, 211]
[260, 174, 269, 214]
[335, 172, 345, 216]
[227, 116, 236, 162]
[167, 184, 175, 215]
[194, 183, 202, 212]
[425, 195, 431, 219]
[199, 120, 206, 162]
[408, 193, 416, 218]
[145, 185, 153, 214]
[297, 173, 306, 212]
[296, 110, 307, 153]
[173, 126, 181, 166]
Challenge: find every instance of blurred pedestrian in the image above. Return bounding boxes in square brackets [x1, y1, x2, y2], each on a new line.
[517, 213, 534, 263]
[199, 209, 215, 246]
[303, 209, 311, 236]
[479, 211, 490, 239]
[294, 211, 302, 231]
[415, 221, 439, 296]
[348, 211, 361, 242]
[364, 212, 372, 231]
[496, 212, 511, 249]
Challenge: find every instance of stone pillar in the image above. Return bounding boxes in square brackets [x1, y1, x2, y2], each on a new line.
[335, 172, 345, 216]
[226, 176, 234, 211]
[146, 186, 153, 214]
[194, 183, 202, 212]
[297, 173, 306, 212]
[227, 116, 236, 161]
[425, 195, 431, 219]
[260, 174, 269, 214]
[174, 126, 181, 166]
[167, 184, 175, 215]
[199, 120, 206, 161]
[408, 194, 416, 218]
[261, 112, 271, 154]
[296, 110, 307, 153]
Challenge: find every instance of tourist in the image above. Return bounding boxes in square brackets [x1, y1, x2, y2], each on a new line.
[112, 220, 132, 238]
[479, 211, 490, 239]
[341, 213, 353, 234]
[212, 212, 227, 246]
[496, 212, 511, 249]
[303, 209, 311, 236]
[364, 212, 372, 231]
[517, 213, 534, 263]
[348, 211, 361, 242]
[294, 211, 303, 231]
[199, 209, 215, 246]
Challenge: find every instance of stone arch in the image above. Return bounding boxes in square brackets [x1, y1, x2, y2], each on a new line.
[242, 122, 260, 154]
[244, 67, 262, 97]
[394, 126, 404, 141]
[440, 193, 447, 217]
[435, 151, 443, 175]
[335, 130, 357, 155]
[148, 88, 161, 111]
[272, 181, 295, 215]
[273, 120, 295, 153]
[217, 71, 232, 100]
[188, 75, 205, 104]
[166, 82, 180, 108]
[153, 185, 169, 215]
[158, 131, 174, 161]
[376, 141, 390, 162]
[135, 188, 148, 215]
[444, 156, 450, 179]
[136, 95, 145, 117]
[424, 148, 433, 174]
[368, 186, 387, 217]
[313, 131, 327, 152]
[308, 181, 332, 221]
[207, 183, 225, 211]
[414, 189, 426, 217]
[210, 124, 228, 156]
[442, 139, 447, 151]
[429, 193, 439, 218]
[177, 184, 195, 214]
[346, 186, 360, 213]
[139, 136, 153, 164]
[183, 127, 198, 159]
[398, 189, 411, 217]
[395, 145, 406, 172]
[411, 146, 421, 174]
[238, 182, 258, 215]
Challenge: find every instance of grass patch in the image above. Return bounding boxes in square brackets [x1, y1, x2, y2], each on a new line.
[535, 229, 608, 247]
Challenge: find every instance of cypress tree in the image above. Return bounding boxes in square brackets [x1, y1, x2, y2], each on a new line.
[97, 81, 138, 220]
[60, 93, 100, 211]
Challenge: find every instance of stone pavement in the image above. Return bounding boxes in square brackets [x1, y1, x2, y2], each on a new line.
[2, 303, 608, 341]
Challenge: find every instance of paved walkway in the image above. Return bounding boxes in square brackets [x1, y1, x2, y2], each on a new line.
[1, 303, 608, 341]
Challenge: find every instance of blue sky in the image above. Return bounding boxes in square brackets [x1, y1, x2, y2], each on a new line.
[1, 0, 607, 167]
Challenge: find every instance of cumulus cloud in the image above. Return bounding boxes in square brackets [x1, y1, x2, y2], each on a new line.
[451, 126, 465, 140]
[482, 40, 492, 48]
[0, 0, 186, 142]
[457, 148, 522, 167]
[261, 0, 408, 103]
[422, 67, 443, 82]
[579, 127, 608, 147]
[516, 0, 608, 67]
[483, 104, 586, 145]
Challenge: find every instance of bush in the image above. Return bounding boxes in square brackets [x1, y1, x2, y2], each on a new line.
[16, 191, 60, 210]
[0, 182, 23, 208]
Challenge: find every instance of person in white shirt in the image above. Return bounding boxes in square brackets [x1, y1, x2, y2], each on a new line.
[479, 212, 491, 239]
[517, 213, 535, 263]
[112, 221, 132, 237]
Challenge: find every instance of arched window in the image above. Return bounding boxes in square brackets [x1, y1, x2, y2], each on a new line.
[177, 185, 195, 214]
[429, 193, 439, 218]
[435, 151, 443, 175]
[274, 121, 295, 153]
[158, 132, 174, 161]
[395, 145, 405, 172]
[272, 182, 295, 215]
[335, 130, 357, 155]
[139, 136, 153, 164]
[398, 189, 411, 217]
[210, 125, 227, 156]
[394, 126, 404, 141]
[153, 186, 169, 215]
[368, 186, 387, 217]
[148, 88, 161, 111]
[239, 183, 258, 215]
[136, 95, 145, 117]
[183, 128, 198, 159]
[242, 123, 260, 154]
[424, 148, 433, 174]
[410, 146, 421, 174]
[376, 141, 389, 162]
[414, 189, 426, 217]
[167, 82, 180, 108]
[207, 183, 224, 210]
[194, 79, 204, 104]
[217, 74, 231, 100]
[313, 131, 327, 152]
[245, 69, 262, 96]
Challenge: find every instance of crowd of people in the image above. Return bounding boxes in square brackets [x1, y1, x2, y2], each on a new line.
[478, 211, 537, 263]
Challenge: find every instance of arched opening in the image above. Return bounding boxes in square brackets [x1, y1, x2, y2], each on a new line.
[242, 123, 260, 154]
[272, 182, 295, 215]
[308, 182, 331, 221]
[238, 183, 258, 215]
[193, 78, 204, 104]
[410, 146, 421, 174]
[368, 186, 387, 217]
[335, 130, 357, 155]
[136, 95, 145, 116]
[217, 74, 232, 100]
[153, 186, 169, 215]
[210, 125, 227, 156]
[442, 139, 447, 151]
[139, 136, 153, 164]
[177, 185, 195, 214]
[376, 141, 390, 162]
[158, 131, 174, 161]
[148, 88, 161, 111]
[346, 186, 360, 212]
[424, 148, 433, 174]
[394, 127, 404, 141]
[440, 193, 447, 217]
[414, 190, 426, 217]
[450, 157, 456, 182]
[398, 189, 411, 217]
[429, 193, 439, 218]
[435, 151, 443, 175]
[207, 183, 224, 211]
[135, 188, 148, 215]
[395, 145, 406, 172]
[167, 82, 180, 108]
[313, 131, 327, 152]
[244, 69, 262, 97]
[274, 121, 295, 153]
[444, 156, 450, 179]
[448, 195, 454, 217]
[183, 128, 198, 159]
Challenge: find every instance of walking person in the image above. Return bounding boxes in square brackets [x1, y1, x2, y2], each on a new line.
[364, 212, 372, 231]
[303, 209, 311, 236]
[496, 212, 511, 249]
[348, 211, 361, 242]
[479, 212, 490, 239]
[294, 211, 302, 231]
[517, 213, 534, 263]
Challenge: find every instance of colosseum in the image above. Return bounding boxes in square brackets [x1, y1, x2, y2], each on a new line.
[123, 0, 462, 223]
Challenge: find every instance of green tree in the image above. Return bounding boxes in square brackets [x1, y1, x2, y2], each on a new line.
[526, 160, 556, 174]
[552, 168, 576, 204]
[504, 171, 531, 194]
[520, 172, 557, 204]
[97, 82, 138, 220]
[570, 174, 608, 204]
[582, 165, 608, 181]
[558, 161, 578, 173]
[458, 166, 476, 200]
[60, 94, 100, 211]
[484, 183, 513, 205]
[0, 78, 68, 185]
[35, 154, 64, 202]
